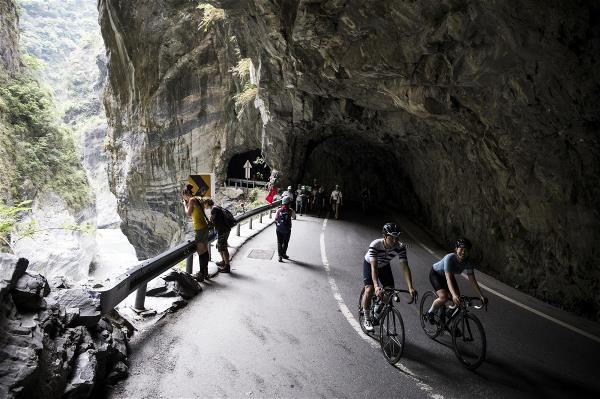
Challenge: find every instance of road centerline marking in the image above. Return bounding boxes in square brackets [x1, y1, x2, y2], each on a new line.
[319, 218, 444, 399]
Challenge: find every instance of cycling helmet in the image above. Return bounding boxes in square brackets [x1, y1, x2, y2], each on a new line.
[382, 223, 401, 238]
[455, 237, 472, 250]
[282, 196, 291, 205]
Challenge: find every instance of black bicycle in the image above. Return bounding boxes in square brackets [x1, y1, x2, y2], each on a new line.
[359, 287, 416, 364]
[419, 291, 487, 370]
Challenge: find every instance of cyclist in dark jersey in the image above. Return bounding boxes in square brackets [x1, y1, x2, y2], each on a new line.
[424, 238, 487, 323]
[361, 223, 417, 332]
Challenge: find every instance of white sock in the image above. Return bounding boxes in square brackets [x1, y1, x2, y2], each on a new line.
[428, 304, 436, 314]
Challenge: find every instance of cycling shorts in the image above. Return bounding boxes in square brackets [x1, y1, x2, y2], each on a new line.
[363, 260, 394, 287]
[429, 268, 458, 292]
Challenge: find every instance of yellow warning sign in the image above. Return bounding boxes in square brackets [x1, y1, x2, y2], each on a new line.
[188, 174, 215, 197]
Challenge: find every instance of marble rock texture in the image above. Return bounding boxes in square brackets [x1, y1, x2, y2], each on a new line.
[0, 0, 19, 72]
[0, 255, 129, 399]
[99, 0, 600, 320]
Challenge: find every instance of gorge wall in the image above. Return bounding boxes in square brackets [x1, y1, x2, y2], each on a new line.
[1, 0, 96, 281]
[99, 0, 600, 320]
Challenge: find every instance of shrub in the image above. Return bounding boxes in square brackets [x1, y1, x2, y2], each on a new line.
[196, 3, 225, 31]
[233, 83, 257, 118]
[0, 67, 90, 211]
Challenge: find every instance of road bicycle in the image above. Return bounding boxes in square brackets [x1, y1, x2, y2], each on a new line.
[419, 291, 488, 370]
[359, 287, 416, 364]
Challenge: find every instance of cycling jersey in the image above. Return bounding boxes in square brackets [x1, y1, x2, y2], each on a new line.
[364, 239, 407, 268]
[432, 253, 475, 275]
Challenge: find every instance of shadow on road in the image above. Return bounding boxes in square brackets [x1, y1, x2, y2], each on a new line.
[288, 259, 321, 269]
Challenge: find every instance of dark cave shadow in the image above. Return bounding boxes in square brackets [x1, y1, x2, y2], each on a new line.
[478, 354, 600, 398]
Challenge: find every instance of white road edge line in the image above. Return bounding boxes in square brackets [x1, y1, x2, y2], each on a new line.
[401, 228, 600, 345]
[320, 218, 444, 399]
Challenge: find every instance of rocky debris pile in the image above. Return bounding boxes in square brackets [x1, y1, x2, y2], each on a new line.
[0, 253, 130, 399]
[146, 269, 202, 300]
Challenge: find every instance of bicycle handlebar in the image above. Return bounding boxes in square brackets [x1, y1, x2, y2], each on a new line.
[381, 288, 418, 305]
[448, 296, 488, 310]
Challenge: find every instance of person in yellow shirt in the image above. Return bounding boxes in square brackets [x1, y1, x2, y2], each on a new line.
[182, 185, 210, 281]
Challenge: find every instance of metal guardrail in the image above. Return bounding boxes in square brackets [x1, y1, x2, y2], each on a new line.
[97, 199, 282, 314]
[225, 178, 268, 188]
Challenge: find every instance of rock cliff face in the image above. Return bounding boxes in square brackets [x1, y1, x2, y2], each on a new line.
[99, 0, 600, 319]
[0, 0, 18, 72]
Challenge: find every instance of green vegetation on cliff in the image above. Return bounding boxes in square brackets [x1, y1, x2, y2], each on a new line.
[0, 64, 90, 211]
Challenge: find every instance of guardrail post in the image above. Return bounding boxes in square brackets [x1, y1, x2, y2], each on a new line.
[186, 253, 193, 274]
[259, 212, 263, 223]
[269, 209, 273, 219]
[134, 283, 147, 311]
[236, 223, 241, 236]
[249, 217, 253, 230]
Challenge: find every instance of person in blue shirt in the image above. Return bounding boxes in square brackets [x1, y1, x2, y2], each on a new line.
[424, 238, 487, 323]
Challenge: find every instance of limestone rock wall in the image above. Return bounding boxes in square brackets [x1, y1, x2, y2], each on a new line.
[100, 0, 600, 319]
[99, 0, 265, 258]
[0, 0, 19, 72]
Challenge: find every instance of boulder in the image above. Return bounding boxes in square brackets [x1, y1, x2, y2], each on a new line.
[145, 277, 177, 297]
[49, 275, 73, 290]
[63, 349, 97, 399]
[51, 288, 101, 327]
[162, 270, 202, 299]
[11, 271, 50, 312]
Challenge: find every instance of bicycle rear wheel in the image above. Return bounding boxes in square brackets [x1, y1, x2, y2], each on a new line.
[419, 291, 442, 338]
[379, 307, 405, 364]
[452, 313, 486, 370]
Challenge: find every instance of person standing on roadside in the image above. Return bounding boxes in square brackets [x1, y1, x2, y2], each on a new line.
[275, 196, 295, 262]
[295, 184, 303, 214]
[283, 185, 296, 219]
[205, 199, 232, 273]
[182, 185, 210, 281]
[330, 184, 343, 219]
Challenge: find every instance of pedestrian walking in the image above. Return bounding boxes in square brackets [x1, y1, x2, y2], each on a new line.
[295, 184, 303, 214]
[275, 196, 295, 262]
[330, 184, 343, 219]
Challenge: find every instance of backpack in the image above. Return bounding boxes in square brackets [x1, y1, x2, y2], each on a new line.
[215, 205, 237, 229]
[275, 206, 292, 233]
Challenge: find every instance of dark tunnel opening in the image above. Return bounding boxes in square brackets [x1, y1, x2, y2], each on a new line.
[227, 149, 271, 181]
[298, 135, 421, 215]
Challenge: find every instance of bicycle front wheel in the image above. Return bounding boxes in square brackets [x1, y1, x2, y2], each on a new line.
[379, 307, 405, 364]
[452, 313, 486, 370]
[419, 291, 442, 338]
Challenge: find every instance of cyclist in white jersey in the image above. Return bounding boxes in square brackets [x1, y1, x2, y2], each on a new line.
[361, 223, 417, 332]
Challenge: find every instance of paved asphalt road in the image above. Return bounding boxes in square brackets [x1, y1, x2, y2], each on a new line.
[108, 207, 600, 399]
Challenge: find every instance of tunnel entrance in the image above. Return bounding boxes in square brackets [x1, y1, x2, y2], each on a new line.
[300, 135, 418, 212]
[227, 149, 271, 181]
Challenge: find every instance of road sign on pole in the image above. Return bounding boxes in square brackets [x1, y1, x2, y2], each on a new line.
[243, 160, 252, 180]
[188, 174, 215, 197]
